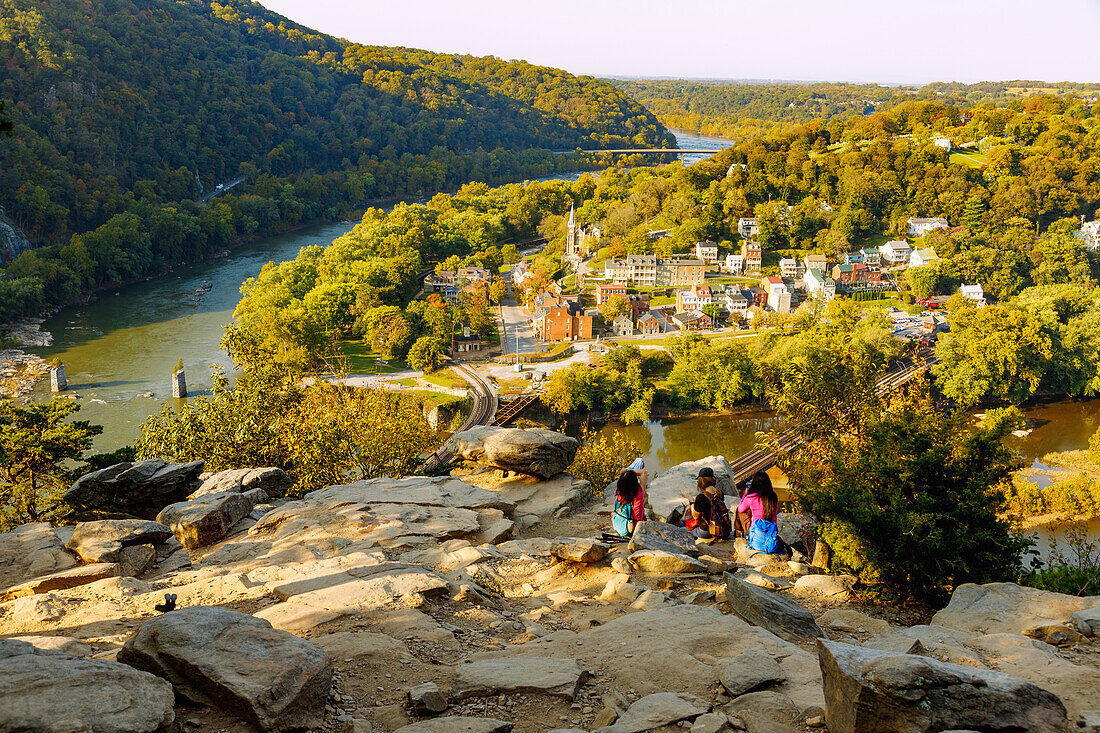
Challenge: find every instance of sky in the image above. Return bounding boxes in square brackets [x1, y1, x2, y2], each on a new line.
[256, 0, 1100, 85]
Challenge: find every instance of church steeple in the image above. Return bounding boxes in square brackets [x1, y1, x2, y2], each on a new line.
[568, 202, 575, 228]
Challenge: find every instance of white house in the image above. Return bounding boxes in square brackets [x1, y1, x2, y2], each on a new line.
[779, 258, 798, 278]
[879, 239, 912, 266]
[737, 217, 759, 238]
[722, 253, 744, 274]
[1081, 220, 1100, 251]
[694, 241, 719, 262]
[676, 284, 716, 313]
[803, 268, 836, 301]
[907, 217, 949, 237]
[723, 289, 750, 315]
[934, 137, 952, 151]
[960, 283, 987, 308]
[612, 315, 635, 337]
[909, 247, 940, 268]
[763, 276, 792, 314]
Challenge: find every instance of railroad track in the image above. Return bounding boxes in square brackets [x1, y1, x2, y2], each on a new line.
[419, 361, 497, 472]
[727, 349, 938, 483]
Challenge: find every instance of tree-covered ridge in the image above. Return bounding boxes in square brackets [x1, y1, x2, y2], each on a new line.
[613, 78, 1100, 141]
[0, 0, 668, 247]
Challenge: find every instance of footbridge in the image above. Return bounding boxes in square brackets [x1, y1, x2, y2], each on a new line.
[554, 148, 728, 158]
[727, 349, 938, 484]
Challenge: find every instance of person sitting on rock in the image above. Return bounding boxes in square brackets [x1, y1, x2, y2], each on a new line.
[681, 467, 732, 540]
[611, 457, 648, 538]
[735, 470, 781, 553]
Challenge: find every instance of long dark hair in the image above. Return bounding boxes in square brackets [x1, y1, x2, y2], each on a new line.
[697, 475, 717, 493]
[746, 470, 778, 520]
[616, 470, 640, 503]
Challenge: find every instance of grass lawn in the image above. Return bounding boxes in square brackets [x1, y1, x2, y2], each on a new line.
[493, 377, 531, 395]
[407, 390, 468, 409]
[423, 367, 467, 390]
[950, 151, 987, 169]
[650, 295, 675, 306]
[335, 341, 410, 374]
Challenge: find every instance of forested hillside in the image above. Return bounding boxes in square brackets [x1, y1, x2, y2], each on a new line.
[0, 0, 669, 321]
[614, 79, 1100, 141]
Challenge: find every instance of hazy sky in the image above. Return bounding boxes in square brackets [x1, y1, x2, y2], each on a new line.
[256, 0, 1100, 84]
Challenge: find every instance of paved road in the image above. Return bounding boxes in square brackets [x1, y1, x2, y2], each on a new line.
[500, 268, 538, 355]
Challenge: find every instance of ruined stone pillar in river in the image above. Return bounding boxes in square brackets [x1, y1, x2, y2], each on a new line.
[172, 368, 187, 399]
[49, 364, 67, 392]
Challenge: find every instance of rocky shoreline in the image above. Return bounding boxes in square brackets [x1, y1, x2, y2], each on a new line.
[0, 317, 52, 399]
[0, 429, 1098, 733]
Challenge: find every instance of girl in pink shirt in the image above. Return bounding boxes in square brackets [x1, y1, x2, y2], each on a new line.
[735, 471, 778, 537]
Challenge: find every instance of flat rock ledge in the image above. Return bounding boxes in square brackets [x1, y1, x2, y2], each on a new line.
[450, 657, 589, 700]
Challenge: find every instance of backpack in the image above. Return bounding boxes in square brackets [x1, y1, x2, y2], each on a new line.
[747, 518, 779, 554]
[709, 495, 732, 539]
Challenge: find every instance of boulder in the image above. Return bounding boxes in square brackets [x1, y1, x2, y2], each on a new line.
[64, 459, 205, 518]
[450, 657, 589, 700]
[629, 549, 707, 574]
[552, 537, 610, 564]
[720, 649, 788, 696]
[0, 562, 121, 602]
[1078, 711, 1100, 733]
[642, 455, 737, 521]
[595, 692, 711, 733]
[793, 573, 856, 598]
[8, 634, 93, 657]
[777, 512, 815, 549]
[1070, 606, 1100, 637]
[0, 638, 175, 732]
[0, 522, 79, 589]
[817, 639, 1069, 733]
[629, 521, 700, 557]
[64, 519, 172, 563]
[724, 574, 826, 645]
[863, 625, 985, 667]
[611, 557, 633, 574]
[734, 568, 791, 590]
[727, 691, 800, 725]
[931, 582, 1100, 635]
[691, 712, 734, 733]
[448, 426, 579, 479]
[1023, 623, 1089, 647]
[118, 544, 157, 577]
[118, 606, 332, 732]
[817, 609, 891, 637]
[395, 719, 513, 733]
[157, 490, 254, 549]
[408, 681, 448, 714]
[192, 467, 291, 498]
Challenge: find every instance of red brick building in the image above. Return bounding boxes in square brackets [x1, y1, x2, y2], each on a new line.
[595, 283, 627, 306]
[535, 306, 593, 341]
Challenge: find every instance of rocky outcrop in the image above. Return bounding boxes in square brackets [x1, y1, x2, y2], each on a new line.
[0, 215, 31, 262]
[724, 574, 826, 645]
[629, 549, 708, 574]
[932, 582, 1100, 635]
[64, 459, 205, 518]
[0, 562, 121, 602]
[64, 519, 173, 562]
[0, 522, 78, 590]
[118, 606, 333, 732]
[552, 537, 610, 563]
[450, 657, 589, 700]
[0, 638, 175, 733]
[192, 467, 291, 498]
[157, 490, 255, 549]
[817, 639, 1069, 733]
[448, 426, 579, 478]
[720, 650, 788, 697]
[629, 521, 700, 557]
[640, 455, 737, 521]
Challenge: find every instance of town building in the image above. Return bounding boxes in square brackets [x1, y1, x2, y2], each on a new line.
[960, 283, 987, 308]
[803, 254, 827, 273]
[740, 240, 762, 273]
[907, 217, 949, 237]
[879, 239, 912, 266]
[612, 314, 634, 337]
[627, 294, 651, 319]
[452, 327, 482, 353]
[746, 286, 766, 308]
[456, 266, 491, 282]
[671, 310, 713, 331]
[637, 310, 676, 335]
[832, 262, 883, 285]
[595, 282, 627, 306]
[803, 268, 836, 301]
[722, 253, 744, 274]
[534, 305, 593, 341]
[1080, 220, 1100, 251]
[934, 137, 952, 151]
[675, 284, 715, 313]
[603, 255, 706, 287]
[779, 258, 798, 278]
[737, 217, 759, 238]
[694, 241, 719, 262]
[909, 247, 940, 268]
[723, 288, 750, 315]
[564, 204, 600, 258]
[761, 276, 791, 314]
[425, 271, 458, 300]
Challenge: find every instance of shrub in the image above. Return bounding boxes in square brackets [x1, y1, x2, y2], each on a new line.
[1022, 566, 1100, 596]
[568, 427, 640, 498]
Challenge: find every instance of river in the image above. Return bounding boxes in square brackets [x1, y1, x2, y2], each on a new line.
[26, 130, 733, 452]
